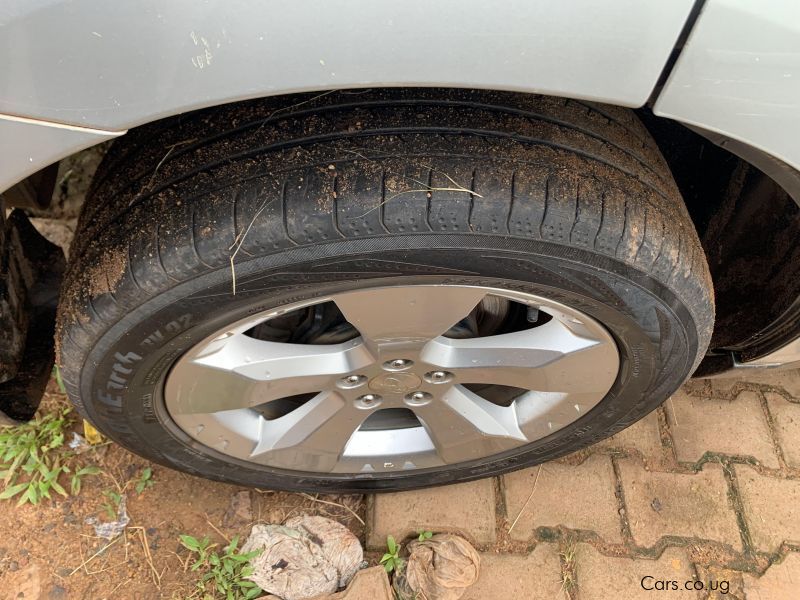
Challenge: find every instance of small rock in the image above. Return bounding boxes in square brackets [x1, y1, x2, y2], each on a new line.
[223, 490, 253, 527]
[651, 497, 662, 513]
[8, 560, 19, 572]
[48, 584, 67, 599]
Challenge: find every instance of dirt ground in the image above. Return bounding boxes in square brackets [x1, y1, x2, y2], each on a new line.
[0, 381, 366, 600]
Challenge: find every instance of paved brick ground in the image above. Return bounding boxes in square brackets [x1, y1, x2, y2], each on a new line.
[366, 370, 800, 599]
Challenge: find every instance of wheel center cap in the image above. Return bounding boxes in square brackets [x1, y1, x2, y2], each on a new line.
[369, 372, 422, 394]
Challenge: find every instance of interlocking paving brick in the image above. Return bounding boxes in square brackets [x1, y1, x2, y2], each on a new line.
[575, 544, 694, 600]
[462, 544, 565, 600]
[598, 411, 667, 467]
[680, 378, 710, 397]
[366, 479, 496, 549]
[743, 552, 800, 600]
[503, 454, 622, 542]
[693, 564, 744, 600]
[709, 368, 800, 400]
[618, 458, 740, 548]
[736, 465, 800, 551]
[667, 390, 779, 467]
[765, 391, 800, 468]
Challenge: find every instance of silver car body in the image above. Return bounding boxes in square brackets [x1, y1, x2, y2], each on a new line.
[1, 0, 799, 369]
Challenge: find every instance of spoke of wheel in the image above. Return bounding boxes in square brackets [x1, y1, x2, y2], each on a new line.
[411, 385, 526, 464]
[332, 286, 487, 353]
[421, 319, 618, 395]
[168, 334, 373, 414]
[249, 391, 370, 472]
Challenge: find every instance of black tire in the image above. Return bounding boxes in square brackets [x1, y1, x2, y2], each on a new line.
[57, 89, 713, 492]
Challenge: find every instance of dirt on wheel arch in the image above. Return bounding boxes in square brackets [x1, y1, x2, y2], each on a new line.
[0, 381, 366, 599]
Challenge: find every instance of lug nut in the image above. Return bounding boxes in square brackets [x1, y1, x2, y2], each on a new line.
[337, 374, 367, 389]
[424, 370, 453, 384]
[383, 358, 414, 371]
[355, 394, 382, 409]
[404, 391, 433, 406]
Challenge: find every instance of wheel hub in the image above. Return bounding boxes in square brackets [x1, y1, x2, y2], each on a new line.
[368, 371, 422, 394]
[163, 285, 620, 474]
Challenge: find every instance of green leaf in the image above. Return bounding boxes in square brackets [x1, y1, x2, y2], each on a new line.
[77, 465, 101, 476]
[18, 484, 38, 506]
[180, 535, 201, 551]
[50, 478, 68, 498]
[190, 558, 205, 571]
[0, 481, 29, 499]
[387, 535, 397, 554]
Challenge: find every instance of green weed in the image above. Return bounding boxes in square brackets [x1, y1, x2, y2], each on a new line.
[134, 466, 154, 494]
[101, 489, 123, 519]
[380, 535, 404, 574]
[179, 534, 262, 600]
[0, 408, 99, 505]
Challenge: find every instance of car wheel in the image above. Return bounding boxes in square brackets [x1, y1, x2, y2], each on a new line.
[57, 89, 713, 492]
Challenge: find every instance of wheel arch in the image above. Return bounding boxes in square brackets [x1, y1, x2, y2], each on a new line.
[4, 87, 800, 379]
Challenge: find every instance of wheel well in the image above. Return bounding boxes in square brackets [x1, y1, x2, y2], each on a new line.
[5, 90, 800, 374]
[638, 108, 800, 367]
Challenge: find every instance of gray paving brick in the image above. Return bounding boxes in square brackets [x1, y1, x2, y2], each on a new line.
[576, 544, 695, 600]
[366, 478, 496, 549]
[765, 391, 800, 468]
[503, 454, 622, 542]
[736, 465, 800, 552]
[667, 389, 778, 467]
[462, 544, 566, 600]
[618, 458, 741, 549]
[743, 552, 800, 600]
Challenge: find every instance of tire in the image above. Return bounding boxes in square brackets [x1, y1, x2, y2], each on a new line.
[57, 89, 713, 493]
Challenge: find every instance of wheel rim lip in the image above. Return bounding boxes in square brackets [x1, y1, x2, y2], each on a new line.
[163, 284, 620, 475]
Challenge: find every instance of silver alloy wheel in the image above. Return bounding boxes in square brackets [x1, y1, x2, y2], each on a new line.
[164, 285, 619, 474]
